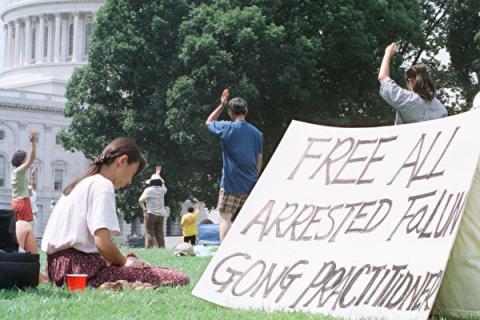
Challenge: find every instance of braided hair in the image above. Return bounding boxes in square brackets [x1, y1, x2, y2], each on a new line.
[63, 137, 145, 195]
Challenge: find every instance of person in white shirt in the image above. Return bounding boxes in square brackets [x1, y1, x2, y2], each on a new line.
[41, 137, 189, 288]
[139, 165, 168, 248]
[378, 42, 447, 124]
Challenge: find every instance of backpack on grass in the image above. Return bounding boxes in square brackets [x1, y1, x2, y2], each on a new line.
[0, 209, 40, 289]
[0, 209, 19, 252]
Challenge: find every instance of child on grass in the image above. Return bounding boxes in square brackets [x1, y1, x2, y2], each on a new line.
[10, 132, 48, 283]
[11, 132, 38, 222]
[41, 137, 189, 288]
[181, 200, 200, 245]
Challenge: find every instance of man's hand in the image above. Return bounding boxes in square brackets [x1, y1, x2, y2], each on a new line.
[220, 89, 229, 107]
[206, 88, 230, 126]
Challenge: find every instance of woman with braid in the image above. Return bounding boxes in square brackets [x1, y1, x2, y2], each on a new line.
[41, 137, 189, 288]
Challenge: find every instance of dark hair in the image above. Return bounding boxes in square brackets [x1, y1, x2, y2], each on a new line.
[63, 137, 146, 195]
[405, 64, 435, 101]
[150, 179, 163, 187]
[187, 207, 194, 213]
[228, 97, 248, 115]
[11, 150, 27, 167]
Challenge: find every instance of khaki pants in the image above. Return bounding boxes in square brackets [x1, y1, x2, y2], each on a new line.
[144, 213, 165, 248]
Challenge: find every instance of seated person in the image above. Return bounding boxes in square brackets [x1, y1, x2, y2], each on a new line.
[41, 137, 189, 288]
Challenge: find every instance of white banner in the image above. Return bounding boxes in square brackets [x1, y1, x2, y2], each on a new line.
[193, 110, 480, 320]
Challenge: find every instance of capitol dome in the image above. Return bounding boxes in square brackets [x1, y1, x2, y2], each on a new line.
[0, 0, 104, 95]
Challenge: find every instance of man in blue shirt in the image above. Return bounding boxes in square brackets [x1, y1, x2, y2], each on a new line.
[206, 89, 263, 241]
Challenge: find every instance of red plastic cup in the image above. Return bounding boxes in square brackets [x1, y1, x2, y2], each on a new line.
[66, 274, 88, 292]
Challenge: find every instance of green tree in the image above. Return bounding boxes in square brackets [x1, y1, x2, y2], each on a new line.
[61, 0, 433, 221]
[62, 0, 191, 220]
[398, 0, 480, 111]
[445, 0, 480, 107]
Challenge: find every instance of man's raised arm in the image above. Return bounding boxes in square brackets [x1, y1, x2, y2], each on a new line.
[205, 89, 229, 126]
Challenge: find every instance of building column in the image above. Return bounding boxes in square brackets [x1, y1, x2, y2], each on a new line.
[14, 20, 21, 66]
[84, 13, 94, 60]
[72, 12, 80, 62]
[37, 14, 45, 64]
[47, 16, 53, 63]
[60, 14, 68, 62]
[24, 16, 32, 64]
[19, 23, 25, 66]
[53, 14, 61, 63]
[3, 25, 8, 68]
[78, 13, 85, 61]
[6, 23, 13, 67]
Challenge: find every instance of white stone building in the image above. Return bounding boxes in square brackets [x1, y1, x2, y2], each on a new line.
[0, 90, 90, 236]
[0, 0, 103, 236]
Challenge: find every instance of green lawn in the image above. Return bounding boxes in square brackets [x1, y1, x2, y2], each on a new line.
[0, 248, 330, 320]
[0, 248, 470, 320]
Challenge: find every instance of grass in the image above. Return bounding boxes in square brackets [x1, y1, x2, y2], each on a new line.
[0, 248, 330, 320]
[0, 248, 473, 320]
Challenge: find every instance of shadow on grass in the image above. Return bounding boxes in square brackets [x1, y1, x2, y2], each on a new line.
[0, 284, 72, 300]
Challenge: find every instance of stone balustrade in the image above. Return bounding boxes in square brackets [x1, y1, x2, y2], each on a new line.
[0, 87, 66, 109]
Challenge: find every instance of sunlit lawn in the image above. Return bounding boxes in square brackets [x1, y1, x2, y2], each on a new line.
[0, 248, 332, 320]
[0, 248, 473, 319]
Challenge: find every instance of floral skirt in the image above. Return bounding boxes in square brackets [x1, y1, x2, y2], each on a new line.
[46, 248, 189, 288]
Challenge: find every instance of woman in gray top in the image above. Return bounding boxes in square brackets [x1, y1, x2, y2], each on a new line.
[378, 42, 447, 124]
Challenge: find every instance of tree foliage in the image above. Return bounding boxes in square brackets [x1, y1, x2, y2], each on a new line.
[445, 0, 480, 106]
[61, 0, 475, 221]
[401, 0, 480, 110]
